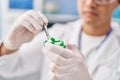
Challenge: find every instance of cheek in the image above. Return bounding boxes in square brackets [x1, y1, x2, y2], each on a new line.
[99, 2, 118, 19]
[77, 2, 84, 16]
[99, 7, 114, 20]
[99, 8, 108, 19]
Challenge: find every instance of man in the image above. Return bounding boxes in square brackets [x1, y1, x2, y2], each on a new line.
[0, 0, 120, 80]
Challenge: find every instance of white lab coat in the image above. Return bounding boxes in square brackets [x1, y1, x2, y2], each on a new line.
[0, 20, 120, 80]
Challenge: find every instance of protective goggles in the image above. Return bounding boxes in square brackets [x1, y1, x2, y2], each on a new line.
[80, 0, 116, 5]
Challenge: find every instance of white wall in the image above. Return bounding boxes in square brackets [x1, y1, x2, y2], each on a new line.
[1, 0, 43, 39]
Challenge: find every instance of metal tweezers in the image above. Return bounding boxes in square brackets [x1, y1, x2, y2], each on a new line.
[44, 24, 50, 39]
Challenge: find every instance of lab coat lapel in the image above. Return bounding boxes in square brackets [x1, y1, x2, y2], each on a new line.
[97, 32, 120, 61]
[89, 31, 120, 76]
[66, 20, 82, 47]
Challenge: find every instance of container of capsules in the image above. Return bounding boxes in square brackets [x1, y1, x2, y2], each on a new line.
[43, 37, 66, 48]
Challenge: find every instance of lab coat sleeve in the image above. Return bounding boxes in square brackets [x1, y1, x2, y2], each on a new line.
[0, 32, 46, 78]
[0, 41, 21, 78]
[0, 42, 19, 77]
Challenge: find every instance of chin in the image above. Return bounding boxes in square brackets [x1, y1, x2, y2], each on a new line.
[83, 18, 97, 24]
[84, 20, 101, 28]
[81, 15, 100, 24]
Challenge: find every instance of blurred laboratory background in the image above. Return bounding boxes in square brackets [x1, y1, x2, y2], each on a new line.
[0, 0, 120, 40]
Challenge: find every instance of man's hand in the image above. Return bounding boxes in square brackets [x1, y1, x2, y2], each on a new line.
[4, 10, 48, 51]
[43, 44, 91, 80]
[0, 10, 48, 56]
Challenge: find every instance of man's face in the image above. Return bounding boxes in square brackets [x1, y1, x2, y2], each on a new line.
[78, 0, 119, 26]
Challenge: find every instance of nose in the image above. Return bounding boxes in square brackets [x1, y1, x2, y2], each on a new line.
[85, 0, 97, 8]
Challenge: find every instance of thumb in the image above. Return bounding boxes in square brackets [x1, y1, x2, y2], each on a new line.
[67, 44, 80, 54]
[67, 44, 85, 59]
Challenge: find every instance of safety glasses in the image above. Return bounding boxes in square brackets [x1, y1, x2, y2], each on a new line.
[80, 0, 116, 5]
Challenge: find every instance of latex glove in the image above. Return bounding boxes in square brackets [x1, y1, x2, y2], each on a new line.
[4, 10, 48, 50]
[43, 44, 91, 80]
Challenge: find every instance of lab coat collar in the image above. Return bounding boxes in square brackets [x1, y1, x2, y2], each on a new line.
[68, 20, 120, 51]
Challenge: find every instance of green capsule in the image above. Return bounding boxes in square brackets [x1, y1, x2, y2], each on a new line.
[63, 45, 67, 48]
[59, 41, 67, 48]
[50, 37, 55, 42]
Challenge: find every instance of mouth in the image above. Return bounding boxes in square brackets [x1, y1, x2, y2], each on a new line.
[84, 11, 98, 16]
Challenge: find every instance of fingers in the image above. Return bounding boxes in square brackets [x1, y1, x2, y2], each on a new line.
[17, 10, 48, 34]
[43, 43, 86, 65]
[43, 43, 85, 59]
[26, 10, 48, 26]
[25, 15, 42, 30]
[22, 14, 43, 35]
[38, 12, 48, 25]
[43, 46, 84, 66]
[43, 44, 90, 80]
[43, 43, 90, 80]
[43, 47, 64, 65]
[49, 60, 88, 80]
[50, 62, 78, 75]
[43, 47, 63, 62]
[22, 21, 35, 32]
[22, 20, 40, 35]
[44, 44, 74, 59]
[49, 70, 72, 80]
